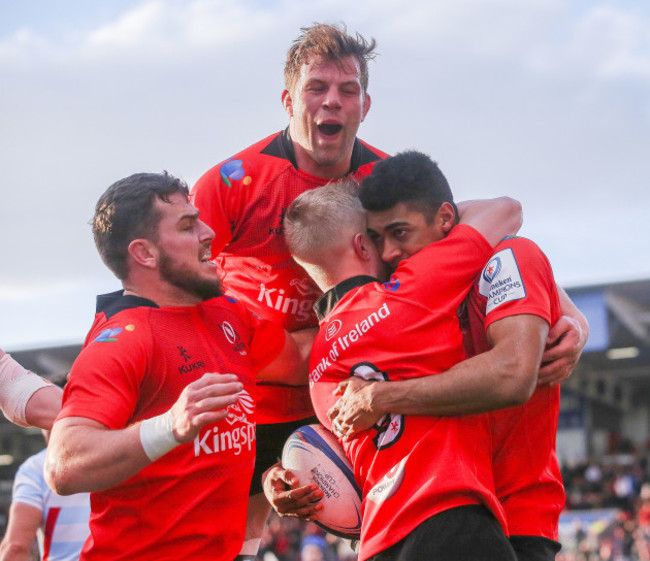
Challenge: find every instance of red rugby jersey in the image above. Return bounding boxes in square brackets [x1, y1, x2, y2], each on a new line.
[58, 292, 285, 561]
[462, 236, 565, 539]
[310, 225, 507, 561]
[192, 130, 388, 423]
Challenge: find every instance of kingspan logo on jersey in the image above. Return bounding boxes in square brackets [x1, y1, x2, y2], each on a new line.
[478, 248, 526, 314]
[194, 389, 255, 457]
[257, 283, 317, 322]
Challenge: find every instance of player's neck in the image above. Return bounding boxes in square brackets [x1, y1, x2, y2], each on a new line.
[122, 279, 202, 308]
[291, 142, 351, 179]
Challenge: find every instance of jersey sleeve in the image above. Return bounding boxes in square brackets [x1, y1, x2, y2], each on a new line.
[58, 316, 152, 429]
[191, 163, 234, 255]
[478, 237, 556, 330]
[12, 452, 46, 511]
[389, 224, 493, 311]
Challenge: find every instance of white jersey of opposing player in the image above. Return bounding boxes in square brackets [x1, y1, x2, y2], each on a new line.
[12, 448, 91, 560]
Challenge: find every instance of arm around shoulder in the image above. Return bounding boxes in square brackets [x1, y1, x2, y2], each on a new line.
[457, 197, 522, 247]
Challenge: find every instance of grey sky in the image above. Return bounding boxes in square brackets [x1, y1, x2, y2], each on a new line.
[1, 0, 649, 350]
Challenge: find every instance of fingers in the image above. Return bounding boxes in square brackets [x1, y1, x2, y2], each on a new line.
[186, 373, 244, 407]
[273, 484, 324, 518]
[538, 358, 574, 387]
[172, 373, 245, 439]
[327, 403, 340, 423]
[332, 380, 349, 396]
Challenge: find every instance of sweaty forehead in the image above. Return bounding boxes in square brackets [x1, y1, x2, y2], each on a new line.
[299, 55, 362, 81]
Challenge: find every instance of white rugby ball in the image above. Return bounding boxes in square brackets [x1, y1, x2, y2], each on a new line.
[281, 424, 362, 539]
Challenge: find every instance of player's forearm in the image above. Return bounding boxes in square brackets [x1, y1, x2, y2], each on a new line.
[257, 328, 316, 386]
[370, 352, 536, 417]
[457, 197, 522, 247]
[45, 420, 150, 495]
[0, 353, 59, 428]
[371, 319, 546, 417]
[24, 385, 63, 430]
[0, 542, 33, 561]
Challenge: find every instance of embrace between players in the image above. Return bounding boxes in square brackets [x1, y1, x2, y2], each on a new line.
[0, 23, 587, 561]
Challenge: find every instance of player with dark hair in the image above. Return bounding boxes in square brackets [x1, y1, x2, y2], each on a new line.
[44, 171, 314, 561]
[358, 148, 457, 219]
[326, 150, 588, 560]
[278, 178, 523, 560]
[191, 22, 387, 558]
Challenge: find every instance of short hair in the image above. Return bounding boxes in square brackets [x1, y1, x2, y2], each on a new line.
[284, 179, 365, 265]
[284, 23, 377, 93]
[92, 171, 189, 280]
[359, 150, 455, 223]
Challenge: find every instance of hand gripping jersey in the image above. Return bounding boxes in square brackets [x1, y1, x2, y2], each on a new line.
[57, 291, 285, 561]
[462, 237, 565, 539]
[309, 225, 508, 561]
[192, 130, 388, 423]
[11, 448, 91, 561]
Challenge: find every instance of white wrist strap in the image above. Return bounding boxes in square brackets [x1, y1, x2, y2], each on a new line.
[139, 410, 179, 461]
[0, 353, 50, 427]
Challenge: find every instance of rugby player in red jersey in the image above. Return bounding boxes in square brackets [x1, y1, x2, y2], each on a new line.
[191, 23, 388, 558]
[273, 177, 523, 560]
[326, 151, 588, 561]
[44, 172, 314, 561]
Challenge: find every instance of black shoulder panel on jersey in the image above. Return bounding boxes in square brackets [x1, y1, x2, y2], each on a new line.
[349, 139, 383, 173]
[261, 129, 381, 174]
[314, 275, 377, 321]
[260, 128, 296, 166]
[96, 290, 159, 319]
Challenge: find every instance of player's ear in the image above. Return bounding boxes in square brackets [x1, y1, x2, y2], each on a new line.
[438, 202, 456, 234]
[352, 232, 373, 261]
[128, 239, 158, 270]
[361, 93, 371, 122]
[282, 90, 293, 117]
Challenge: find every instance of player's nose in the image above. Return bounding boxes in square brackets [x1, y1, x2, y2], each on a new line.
[382, 241, 402, 265]
[198, 219, 215, 243]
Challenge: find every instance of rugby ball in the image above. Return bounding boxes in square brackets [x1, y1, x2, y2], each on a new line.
[281, 424, 362, 539]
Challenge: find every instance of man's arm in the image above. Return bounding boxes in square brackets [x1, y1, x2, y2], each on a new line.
[0, 349, 63, 430]
[0, 501, 41, 561]
[538, 286, 589, 386]
[328, 314, 548, 439]
[45, 372, 243, 495]
[457, 197, 522, 247]
[256, 327, 317, 386]
[24, 385, 63, 430]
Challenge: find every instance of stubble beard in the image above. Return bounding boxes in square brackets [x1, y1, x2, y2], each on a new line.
[159, 251, 223, 302]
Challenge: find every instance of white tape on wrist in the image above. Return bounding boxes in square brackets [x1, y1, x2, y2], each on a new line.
[0, 353, 50, 427]
[139, 410, 179, 461]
